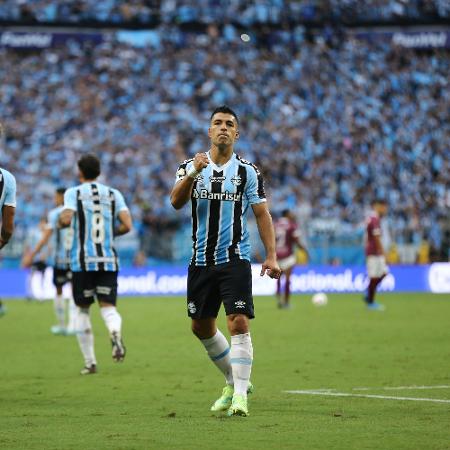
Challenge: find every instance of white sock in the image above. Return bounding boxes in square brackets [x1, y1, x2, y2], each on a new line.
[230, 333, 253, 397]
[200, 330, 233, 385]
[66, 298, 78, 331]
[53, 294, 66, 328]
[100, 306, 122, 337]
[76, 308, 97, 367]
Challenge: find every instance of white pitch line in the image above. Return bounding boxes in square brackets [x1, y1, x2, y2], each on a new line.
[285, 390, 450, 404]
[353, 385, 450, 391]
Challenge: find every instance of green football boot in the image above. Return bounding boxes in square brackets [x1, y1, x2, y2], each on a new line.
[227, 394, 249, 417]
[211, 384, 234, 411]
[211, 382, 254, 412]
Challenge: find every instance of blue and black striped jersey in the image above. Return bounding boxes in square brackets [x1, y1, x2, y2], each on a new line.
[175, 152, 266, 266]
[47, 206, 70, 270]
[63, 182, 129, 272]
[0, 167, 16, 210]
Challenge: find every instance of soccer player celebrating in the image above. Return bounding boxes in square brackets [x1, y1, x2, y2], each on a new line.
[0, 162, 16, 316]
[59, 155, 132, 374]
[170, 106, 281, 417]
[22, 188, 77, 334]
[365, 198, 389, 311]
[274, 209, 308, 309]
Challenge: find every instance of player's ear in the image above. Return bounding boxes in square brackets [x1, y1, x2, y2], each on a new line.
[235, 129, 240, 140]
[208, 127, 212, 138]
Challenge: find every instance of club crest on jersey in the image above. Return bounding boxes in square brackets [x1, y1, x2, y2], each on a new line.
[188, 302, 197, 314]
[195, 174, 205, 185]
[209, 175, 226, 183]
[231, 175, 242, 186]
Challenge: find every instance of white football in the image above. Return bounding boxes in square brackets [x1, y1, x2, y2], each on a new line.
[312, 292, 328, 306]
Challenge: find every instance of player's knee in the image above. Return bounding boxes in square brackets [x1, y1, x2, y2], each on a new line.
[191, 320, 215, 339]
[227, 314, 249, 335]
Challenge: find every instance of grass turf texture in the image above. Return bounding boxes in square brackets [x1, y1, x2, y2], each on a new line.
[1, 293, 449, 450]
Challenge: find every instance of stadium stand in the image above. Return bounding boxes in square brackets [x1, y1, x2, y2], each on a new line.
[0, 5, 448, 265]
[0, 1, 448, 25]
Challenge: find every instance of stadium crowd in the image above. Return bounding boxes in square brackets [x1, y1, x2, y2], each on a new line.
[0, 0, 449, 24]
[0, 24, 449, 261]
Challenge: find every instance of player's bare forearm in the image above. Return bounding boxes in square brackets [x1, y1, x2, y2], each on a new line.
[170, 177, 195, 210]
[0, 205, 15, 249]
[28, 229, 52, 261]
[252, 203, 276, 259]
[59, 209, 74, 228]
[253, 203, 281, 278]
[295, 238, 309, 258]
[115, 210, 132, 236]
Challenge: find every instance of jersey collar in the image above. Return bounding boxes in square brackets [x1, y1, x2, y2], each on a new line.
[207, 151, 236, 172]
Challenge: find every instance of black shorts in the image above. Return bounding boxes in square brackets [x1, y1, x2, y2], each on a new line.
[72, 271, 118, 307]
[187, 259, 254, 319]
[53, 267, 72, 288]
[31, 261, 47, 273]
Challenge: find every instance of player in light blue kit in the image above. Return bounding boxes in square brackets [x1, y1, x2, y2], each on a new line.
[23, 188, 77, 334]
[59, 154, 132, 375]
[171, 106, 281, 416]
[0, 162, 16, 316]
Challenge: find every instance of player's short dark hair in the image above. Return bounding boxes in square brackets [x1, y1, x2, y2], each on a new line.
[210, 105, 239, 124]
[56, 187, 66, 195]
[78, 154, 101, 180]
[371, 198, 387, 205]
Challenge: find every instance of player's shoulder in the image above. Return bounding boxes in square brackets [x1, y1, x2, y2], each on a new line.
[64, 185, 79, 195]
[175, 158, 195, 178]
[366, 212, 380, 226]
[177, 157, 195, 169]
[49, 205, 63, 217]
[235, 154, 261, 176]
[0, 167, 16, 182]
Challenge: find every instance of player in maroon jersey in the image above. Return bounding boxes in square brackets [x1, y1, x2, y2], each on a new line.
[365, 199, 389, 311]
[274, 210, 308, 308]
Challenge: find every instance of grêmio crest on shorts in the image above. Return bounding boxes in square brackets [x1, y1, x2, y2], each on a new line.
[174, 152, 266, 266]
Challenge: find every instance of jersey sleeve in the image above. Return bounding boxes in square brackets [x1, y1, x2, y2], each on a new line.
[114, 189, 129, 215]
[3, 171, 16, 207]
[245, 165, 266, 205]
[46, 209, 58, 230]
[174, 159, 193, 184]
[63, 188, 77, 211]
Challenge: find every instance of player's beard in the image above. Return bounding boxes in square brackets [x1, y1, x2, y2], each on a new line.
[216, 137, 232, 153]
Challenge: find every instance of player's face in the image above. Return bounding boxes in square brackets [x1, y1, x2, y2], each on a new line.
[208, 113, 239, 148]
[376, 203, 388, 217]
[55, 193, 64, 206]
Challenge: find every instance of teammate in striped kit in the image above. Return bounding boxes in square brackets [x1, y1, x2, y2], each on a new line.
[23, 188, 77, 334]
[171, 106, 281, 416]
[0, 163, 16, 316]
[59, 154, 132, 374]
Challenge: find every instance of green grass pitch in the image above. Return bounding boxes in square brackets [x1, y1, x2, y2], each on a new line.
[1, 293, 449, 450]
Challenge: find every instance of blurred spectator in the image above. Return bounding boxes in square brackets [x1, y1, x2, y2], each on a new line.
[0, 25, 448, 261]
[0, 1, 448, 24]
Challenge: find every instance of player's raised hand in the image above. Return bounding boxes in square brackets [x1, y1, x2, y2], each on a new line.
[193, 152, 209, 172]
[260, 257, 282, 279]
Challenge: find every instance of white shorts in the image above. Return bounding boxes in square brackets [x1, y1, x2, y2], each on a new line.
[366, 255, 389, 278]
[278, 254, 296, 271]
